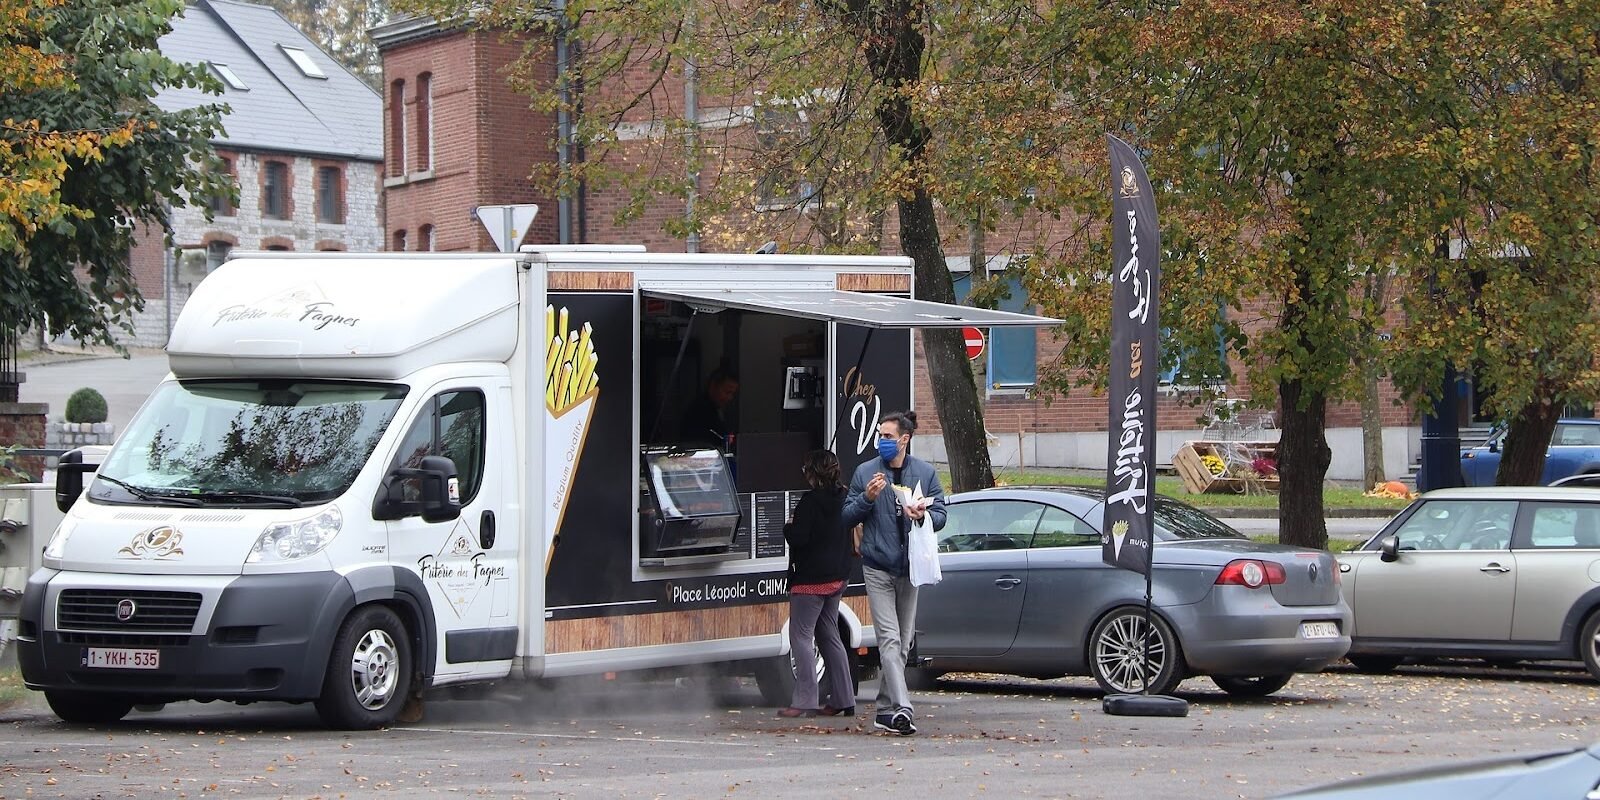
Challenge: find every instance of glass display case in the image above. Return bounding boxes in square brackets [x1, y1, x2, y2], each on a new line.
[639, 445, 742, 558]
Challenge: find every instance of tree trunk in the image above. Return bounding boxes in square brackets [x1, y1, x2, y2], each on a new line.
[1360, 358, 1386, 490]
[902, 189, 994, 492]
[1277, 377, 1331, 550]
[1495, 400, 1561, 485]
[847, 0, 995, 492]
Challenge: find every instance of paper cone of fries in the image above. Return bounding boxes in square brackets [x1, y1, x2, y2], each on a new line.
[544, 305, 600, 572]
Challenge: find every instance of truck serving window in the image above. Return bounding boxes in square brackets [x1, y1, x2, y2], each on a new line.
[89, 380, 408, 507]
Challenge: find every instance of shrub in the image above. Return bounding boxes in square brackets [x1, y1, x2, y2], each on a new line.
[64, 388, 108, 424]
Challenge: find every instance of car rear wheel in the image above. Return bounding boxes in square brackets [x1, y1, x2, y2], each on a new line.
[1210, 673, 1293, 698]
[1579, 611, 1600, 682]
[904, 667, 943, 691]
[44, 690, 133, 724]
[1089, 607, 1183, 696]
[1346, 655, 1402, 674]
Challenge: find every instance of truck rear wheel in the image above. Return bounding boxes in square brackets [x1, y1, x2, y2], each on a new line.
[45, 690, 132, 724]
[315, 604, 413, 730]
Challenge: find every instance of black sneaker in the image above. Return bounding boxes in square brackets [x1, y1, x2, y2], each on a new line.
[890, 711, 916, 736]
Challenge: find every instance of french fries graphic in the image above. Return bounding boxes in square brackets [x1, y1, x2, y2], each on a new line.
[545, 305, 600, 414]
[544, 304, 601, 573]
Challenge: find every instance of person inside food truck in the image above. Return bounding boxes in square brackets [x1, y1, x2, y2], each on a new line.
[678, 367, 739, 449]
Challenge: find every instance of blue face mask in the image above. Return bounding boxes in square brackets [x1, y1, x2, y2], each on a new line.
[877, 436, 901, 463]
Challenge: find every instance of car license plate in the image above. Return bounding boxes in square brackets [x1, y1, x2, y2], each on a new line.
[1300, 622, 1340, 640]
[83, 648, 160, 670]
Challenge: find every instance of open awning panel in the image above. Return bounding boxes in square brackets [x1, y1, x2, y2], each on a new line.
[640, 288, 1059, 329]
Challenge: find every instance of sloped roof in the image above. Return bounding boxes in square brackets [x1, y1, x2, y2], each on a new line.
[156, 0, 382, 161]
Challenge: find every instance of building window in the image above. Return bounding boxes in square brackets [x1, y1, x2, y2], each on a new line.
[265, 244, 290, 251]
[279, 45, 326, 79]
[205, 240, 233, 271]
[392, 229, 407, 252]
[953, 267, 1038, 393]
[418, 224, 434, 252]
[316, 165, 343, 224]
[262, 160, 290, 220]
[207, 157, 235, 216]
[389, 79, 406, 178]
[415, 73, 432, 172]
[210, 63, 248, 91]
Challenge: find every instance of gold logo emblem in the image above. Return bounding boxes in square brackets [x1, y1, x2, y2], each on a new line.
[118, 526, 186, 560]
[1119, 166, 1140, 198]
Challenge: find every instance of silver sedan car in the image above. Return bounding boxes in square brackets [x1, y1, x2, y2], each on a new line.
[1337, 486, 1600, 678]
[910, 487, 1351, 697]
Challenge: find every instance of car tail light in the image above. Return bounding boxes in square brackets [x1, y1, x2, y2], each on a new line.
[1215, 559, 1286, 588]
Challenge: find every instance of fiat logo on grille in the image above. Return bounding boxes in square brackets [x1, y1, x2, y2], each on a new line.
[115, 599, 137, 622]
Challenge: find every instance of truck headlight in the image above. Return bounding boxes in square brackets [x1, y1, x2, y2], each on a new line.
[248, 506, 342, 563]
[42, 526, 71, 561]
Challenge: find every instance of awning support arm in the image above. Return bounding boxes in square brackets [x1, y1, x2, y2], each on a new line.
[647, 309, 699, 443]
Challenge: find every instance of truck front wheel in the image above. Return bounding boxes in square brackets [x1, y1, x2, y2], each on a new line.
[45, 690, 132, 724]
[315, 604, 413, 730]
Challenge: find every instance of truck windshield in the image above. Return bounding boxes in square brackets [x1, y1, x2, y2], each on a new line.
[88, 379, 408, 507]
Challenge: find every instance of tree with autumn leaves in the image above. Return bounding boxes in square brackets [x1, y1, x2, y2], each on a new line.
[391, 0, 1597, 527]
[1, 0, 229, 348]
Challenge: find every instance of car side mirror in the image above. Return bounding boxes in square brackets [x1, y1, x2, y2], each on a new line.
[373, 455, 461, 523]
[54, 449, 99, 513]
[1488, 440, 1499, 453]
[1379, 534, 1401, 563]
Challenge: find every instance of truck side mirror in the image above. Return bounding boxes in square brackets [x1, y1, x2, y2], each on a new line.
[373, 455, 462, 523]
[54, 449, 99, 513]
[1379, 534, 1401, 562]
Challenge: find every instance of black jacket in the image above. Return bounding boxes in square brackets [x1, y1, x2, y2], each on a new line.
[783, 486, 852, 586]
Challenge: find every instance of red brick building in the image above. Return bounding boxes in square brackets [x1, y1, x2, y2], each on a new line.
[370, 18, 1422, 481]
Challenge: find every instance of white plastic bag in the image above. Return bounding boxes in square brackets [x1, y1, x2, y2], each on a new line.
[902, 483, 942, 587]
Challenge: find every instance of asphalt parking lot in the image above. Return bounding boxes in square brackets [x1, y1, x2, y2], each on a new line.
[1, 660, 1596, 799]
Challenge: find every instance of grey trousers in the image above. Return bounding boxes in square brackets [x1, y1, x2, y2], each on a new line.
[863, 565, 919, 715]
[787, 589, 855, 710]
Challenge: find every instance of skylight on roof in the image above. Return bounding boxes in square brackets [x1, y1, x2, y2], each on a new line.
[210, 62, 248, 91]
[279, 46, 326, 79]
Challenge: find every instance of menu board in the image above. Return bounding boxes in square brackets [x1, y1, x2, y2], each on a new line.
[753, 492, 789, 559]
[731, 493, 755, 557]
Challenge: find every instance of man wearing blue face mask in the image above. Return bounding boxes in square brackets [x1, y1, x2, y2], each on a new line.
[842, 409, 946, 735]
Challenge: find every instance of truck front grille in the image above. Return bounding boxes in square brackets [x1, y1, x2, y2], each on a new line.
[58, 589, 202, 633]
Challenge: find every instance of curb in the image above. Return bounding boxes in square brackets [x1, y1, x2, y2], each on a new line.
[1208, 507, 1400, 520]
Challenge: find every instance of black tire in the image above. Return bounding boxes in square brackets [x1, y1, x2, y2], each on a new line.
[315, 604, 412, 730]
[1347, 654, 1403, 674]
[904, 667, 943, 691]
[1211, 673, 1293, 698]
[1579, 612, 1600, 683]
[44, 690, 132, 724]
[1088, 607, 1184, 696]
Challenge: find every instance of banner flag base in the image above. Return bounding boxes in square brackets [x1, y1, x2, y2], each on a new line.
[1102, 693, 1189, 717]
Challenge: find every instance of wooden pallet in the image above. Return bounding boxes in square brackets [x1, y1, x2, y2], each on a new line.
[1173, 440, 1281, 494]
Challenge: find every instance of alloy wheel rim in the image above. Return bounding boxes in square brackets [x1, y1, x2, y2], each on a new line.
[1095, 614, 1167, 694]
[349, 629, 400, 710]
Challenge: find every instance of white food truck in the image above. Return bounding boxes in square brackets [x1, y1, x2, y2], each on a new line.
[17, 247, 1055, 728]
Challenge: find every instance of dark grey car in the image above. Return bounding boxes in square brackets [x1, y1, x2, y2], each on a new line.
[910, 487, 1351, 697]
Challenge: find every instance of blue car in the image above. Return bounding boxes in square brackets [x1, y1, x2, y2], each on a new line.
[1460, 419, 1600, 486]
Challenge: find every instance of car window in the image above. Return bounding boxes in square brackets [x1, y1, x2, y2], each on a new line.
[1526, 503, 1600, 549]
[1032, 506, 1099, 548]
[1555, 423, 1600, 447]
[1151, 498, 1244, 540]
[1389, 499, 1517, 551]
[939, 500, 1044, 552]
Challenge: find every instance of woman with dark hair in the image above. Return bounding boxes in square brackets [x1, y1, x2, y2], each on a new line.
[776, 449, 856, 718]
